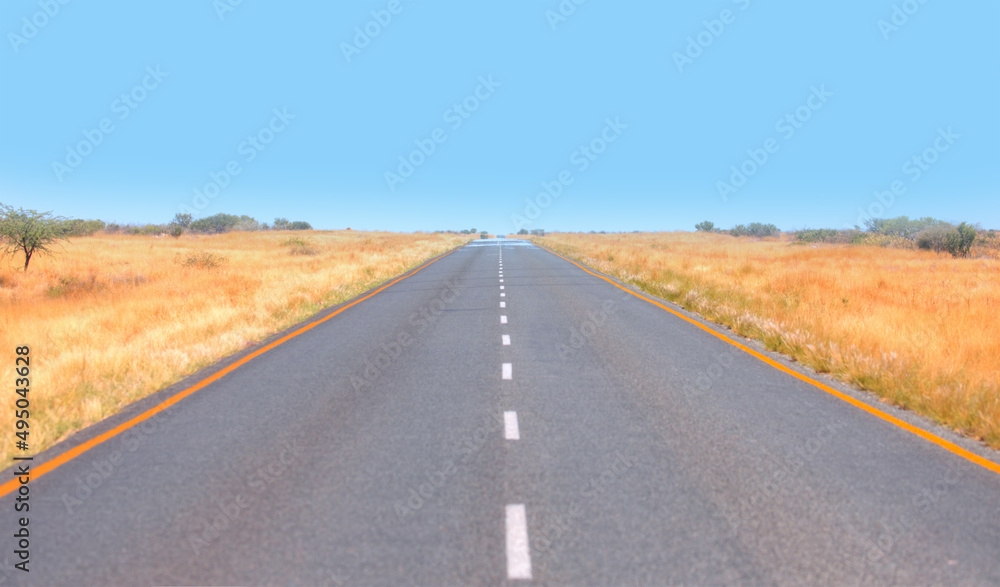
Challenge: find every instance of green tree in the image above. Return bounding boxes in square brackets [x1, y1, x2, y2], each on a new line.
[517, 229, 529, 235]
[172, 212, 193, 228]
[747, 222, 779, 237]
[0, 204, 68, 271]
[288, 221, 312, 230]
[273, 217, 291, 230]
[190, 213, 241, 233]
[695, 221, 715, 232]
[866, 216, 949, 239]
[945, 222, 976, 258]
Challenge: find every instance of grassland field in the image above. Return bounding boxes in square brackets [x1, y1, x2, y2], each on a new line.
[533, 232, 1000, 449]
[0, 230, 469, 466]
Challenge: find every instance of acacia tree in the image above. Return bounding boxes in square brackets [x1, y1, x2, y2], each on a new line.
[0, 204, 67, 271]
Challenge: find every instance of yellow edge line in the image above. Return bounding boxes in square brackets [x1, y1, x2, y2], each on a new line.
[0, 246, 462, 498]
[538, 244, 1000, 477]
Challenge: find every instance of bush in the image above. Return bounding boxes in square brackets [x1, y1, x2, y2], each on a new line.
[851, 233, 915, 248]
[695, 221, 715, 232]
[944, 222, 976, 258]
[915, 226, 953, 253]
[796, 228, 840, 243]
[748, 222, 779, 237]
[56, 218, 106, 237]
[117, 223, 168, 236]
[866, 216, 949, 238]
[47, 274, 102, 297]
[169, 225, 184, 238]
[795, 229, 862, 244]
[190, 213, 241, 234]
[282, 237, 319, 255]
[233, 216, 261, 231]
[178, 252, 228, 268]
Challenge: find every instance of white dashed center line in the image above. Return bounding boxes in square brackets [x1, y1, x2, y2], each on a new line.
[500, 286, 505, 290]
[502, 334, 510, 345]
[501, 293, 505, 297]
[504, 411, 520, 440]
[506, 504, 532, 580]
[500, 301, 506, 308]
[502, 363, 512, 380]
[501, 315, 508, 324]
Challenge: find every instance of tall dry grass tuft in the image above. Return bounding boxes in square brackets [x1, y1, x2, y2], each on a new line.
[536, 232, 1000, 448]
[0, 231, 468, 466]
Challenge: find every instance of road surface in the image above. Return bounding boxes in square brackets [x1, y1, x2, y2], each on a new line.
[3, 239, 999, 585]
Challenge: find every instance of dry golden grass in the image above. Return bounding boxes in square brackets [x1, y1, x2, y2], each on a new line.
[536, 232, 1000, 448]
[0, 230, 468, 466]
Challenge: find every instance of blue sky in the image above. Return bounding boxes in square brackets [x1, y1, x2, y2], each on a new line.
[1, 0, 997, 233]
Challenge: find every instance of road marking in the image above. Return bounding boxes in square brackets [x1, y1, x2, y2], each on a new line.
[504, 411, 520, 440]
[500, 286, 505, 290]
[500, 279, 504, 283]
[502, 334, 511, 345]
[502, 363, 512, 379]
[500, 302, 506, 308]
[506, 504, 532, 580]
[501, 293, 506, 297]
[537, 244, 1000, 478]
[501, 315, 508, 324]
[0, 245, 466, 499]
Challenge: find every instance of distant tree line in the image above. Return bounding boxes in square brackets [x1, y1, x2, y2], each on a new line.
[695, 215, 989, 258]
[96, 213, 312, 236]
[695, 221, 779, 238]
[0, 203, 316, 271]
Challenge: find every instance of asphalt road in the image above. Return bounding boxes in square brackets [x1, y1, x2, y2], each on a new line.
[3, 238, 1000, 585]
